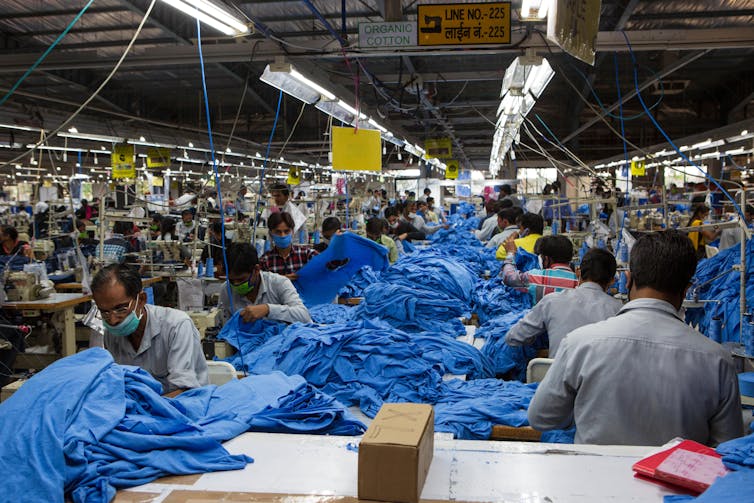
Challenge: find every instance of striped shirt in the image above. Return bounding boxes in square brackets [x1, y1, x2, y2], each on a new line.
[502, 261, 578, 305]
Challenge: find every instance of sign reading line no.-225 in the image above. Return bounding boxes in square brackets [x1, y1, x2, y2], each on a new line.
[418, 2, 511, 46]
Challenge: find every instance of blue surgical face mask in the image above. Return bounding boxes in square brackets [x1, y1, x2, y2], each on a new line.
[103, 300, 143, 337]
[272, 233, 292, 249]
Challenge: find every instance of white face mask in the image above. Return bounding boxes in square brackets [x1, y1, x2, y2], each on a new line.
[537, 255, 544, 269]
[389, 221, 399, 229]
[408, 212, 416, 219]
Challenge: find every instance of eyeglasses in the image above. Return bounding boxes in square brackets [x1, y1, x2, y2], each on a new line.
[98, 299, 136, 320]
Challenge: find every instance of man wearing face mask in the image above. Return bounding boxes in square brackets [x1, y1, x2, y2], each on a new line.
[501, 234, 578, 305]
[91, 264, 207, 396]
[175, 209, 196, 242]
[259, 212, 318, 281]
[384, 206, 425, 242]
[268, 183, 307, 244]
[218, 243, 311, 325]
[366, 217, 398, 264]
[495, 213, 544, 260]
[528, 231, 743, 446]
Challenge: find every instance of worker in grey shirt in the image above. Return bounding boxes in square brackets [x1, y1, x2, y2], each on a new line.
[506, 248, 623, 357]
[218, 243, 311, 325]
[718, 204, 753, 251]
[528, 231, 743, 446]
[485, 207, 524, 249]
[91, 264, 208, 395]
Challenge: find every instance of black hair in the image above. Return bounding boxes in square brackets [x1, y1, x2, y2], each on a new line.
[746, 205, 754, 215]
[542, 184, 552, 196]
[629, 230, 696, 295]
[226, 243, 259, 274]
[427, 197, 435, 204]
[499, 199, 514, 210]
[81, 199, 88, 206]
[417, 200, 428, 208]
[75, 220, 86, 231]
[210, 222, 223, 234]
[322, 216, 341, 233]
[1, 225, 18, 241]
[91, 264, 142, 297]
[551, 180, 562, 192]
[269, 183, 290, 196]
[500, 184, 512, 196]
[423, 188, 431, 195]
[535, 235, 573, 263]
[686, 204, 709, 226]
[385, 206, 400, 219]
[160, 217, 176, 236]
[181, 209, 193, 216]
[497, 208, 519, 225]
[112, 221, 133, 235]
[519, 213, 544, 235]
[580, 248, 617, 286]
[268, 211, 295, 230]
[366, 217, 384, 235]
[151, 213, 163, 223]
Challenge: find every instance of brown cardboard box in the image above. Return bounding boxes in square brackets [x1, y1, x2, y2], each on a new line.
[358, 403, 434, 503]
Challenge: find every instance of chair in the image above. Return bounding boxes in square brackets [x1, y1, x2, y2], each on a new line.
[206, 360, 238, 386]
[526, 358, 554, 384]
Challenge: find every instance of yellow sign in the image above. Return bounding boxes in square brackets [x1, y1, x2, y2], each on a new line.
[445, 160, 459, 179]
[425, 138, 453, 159]
[287, 167, 301, 185]
[111, 143, 135, 179]
[332, 126, 382, 172]
[630, 160, 646, 176]
[547, 0, 601, 65]
[152, 176, 164, 187]
[146, 148, 171, 168]
[417, 2, 511, 46]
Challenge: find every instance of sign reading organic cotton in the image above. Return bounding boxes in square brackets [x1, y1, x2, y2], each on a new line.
[358, 22, 417, 48]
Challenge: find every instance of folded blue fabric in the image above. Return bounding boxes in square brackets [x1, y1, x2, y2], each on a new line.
[309, 303, 354, 324]
[693, 469, 754, 502]
[382, 251, 478, 305]
[295, 232, 389, 306]
[478, 310, 547, 380]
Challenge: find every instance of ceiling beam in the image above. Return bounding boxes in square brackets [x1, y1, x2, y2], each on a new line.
[0, 6, 127, 20]
[631, 9, 754, 21]
[727, 91, 754, 123]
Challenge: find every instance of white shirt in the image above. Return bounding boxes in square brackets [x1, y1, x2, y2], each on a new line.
[486, 225, 518, 249]
[175, 221, 196, 241]
[528, 298, 743, 446]
[218, 270, 311, 325]
[475, 214, 499, 241]
[505, 282, 623, 357]
[104, 305, 208, 393]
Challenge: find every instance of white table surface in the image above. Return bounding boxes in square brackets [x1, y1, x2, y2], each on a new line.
[124, 432, 680, 502]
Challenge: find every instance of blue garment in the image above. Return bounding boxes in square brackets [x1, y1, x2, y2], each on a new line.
[216, 314, 288, 371]
[665, 469, 754, 503]
[309, 303, 354, 324]
[716, 431, 754, 470]
[515, 247, 540, 273]
[472, 279, 532, 324]
[337, 265, 382, 298]
[478, 310, 548, 380]
[382, 251, 478, 305]
[295, 233, 389, 306]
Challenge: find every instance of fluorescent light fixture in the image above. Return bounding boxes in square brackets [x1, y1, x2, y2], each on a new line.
[58, 132, 125, 143]
[126, 139, 177, 148]
[315, 99, 356, 124]
[367, 118, 388, 133]
[0, 123, 43, 132]
[337, 100, 367, 121]
[261, 62, 333, 104]
[158, 0, 249, 36]
[68, 127, 78, 133]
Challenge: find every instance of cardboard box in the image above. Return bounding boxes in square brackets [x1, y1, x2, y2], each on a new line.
[358, 403, 434, 503]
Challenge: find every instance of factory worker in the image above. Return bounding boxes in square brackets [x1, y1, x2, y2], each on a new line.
[175, 209, 196, 242]
[499, 184, 523, 208]
[505, 248, 622, 357]
[528, 231, 743, 446]
[260, 211, 318, 280]
[91, 264, 208, 396]
[314, 216, 342, 253]
[219, 243, 311, 325]
[385, 206, 425, 242]
[495, 213, 544, 260]
[486, 207, 524, 250]
[0, 225, 32, 258]
[686, 205, 719, 259]
[404, 200, 446, 236]
[719, 204, 754, 251]
[366, 217, 398, 264]
[268, 183, 307, 244]
[501, 234, 578, 305]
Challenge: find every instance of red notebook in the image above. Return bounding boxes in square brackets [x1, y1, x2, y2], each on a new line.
[632, 440, 730, 494]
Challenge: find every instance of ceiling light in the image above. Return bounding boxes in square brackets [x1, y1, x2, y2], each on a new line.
[58, 132, 125, 143]
[68, 127, 78, 133]
[188, 142, 194, 148]
[261, 61, 334, 104]
[158, 0, 249, 36]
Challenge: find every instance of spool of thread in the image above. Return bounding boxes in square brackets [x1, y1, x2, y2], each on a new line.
[299, 229, 306, 244]
[618, 271, 628, 295]
[746, 321, 754, 357]
[551, 220, 559, 236]
[197, 261, 204, 278]
[205, 258, 214, 277]
[264, 239, 271, 252]
[707, 316, 722, 343]
[620, 242, 629, 263]
[312, 230, 321, 245]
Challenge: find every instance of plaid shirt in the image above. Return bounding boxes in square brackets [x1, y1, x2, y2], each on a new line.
[260, 245, 318, 275]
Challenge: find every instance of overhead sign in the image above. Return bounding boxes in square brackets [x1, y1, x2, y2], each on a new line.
[287, 167, 301, 185]
[332, 126, 382, 172]
[445, 160, 459, 179]
[111, 143, 135, 179]
[359, 21, 417, 48]
[547, 0, 601, 65]
[630, 160, 646, 176]
[425, 138, 453, 159]
[146, 147, 171, 168]
[417, 2, 511, 46]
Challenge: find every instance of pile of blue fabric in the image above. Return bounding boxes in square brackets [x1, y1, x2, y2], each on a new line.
[309, 303, 354, 324]
[352, 283, 467, 336]
[382, 251, 478, 305]
[428, 226, 478, 245]
[685, 238, 754, 343]
[472, 278, 532, 324]
[337, 265, 382, 298]
[216, 313, 287, 371]
[478, 310, 546, 380]
[0, 348, 364, 503]
[430, 243, 501, 277]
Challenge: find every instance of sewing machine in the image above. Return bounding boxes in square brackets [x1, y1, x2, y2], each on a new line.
[5, 272, 55, 302]
[188, 308, 219, 339]
[32, 240, 55, 261]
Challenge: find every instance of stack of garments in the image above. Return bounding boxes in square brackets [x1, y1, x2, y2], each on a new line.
[472, 278, 532, 324]
[337, 265, 382, 298]
[216, 314, 287, 371]
[309, 303, 354, 324]
[477, 310, 546, 380]
[0, 348, 364, 503]
[685, 237, 754, 343]
[430, 243, 501, 277]
[381, 252, 478, 305]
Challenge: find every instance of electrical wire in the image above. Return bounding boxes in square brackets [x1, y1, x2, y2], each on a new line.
[196, 17, 247, 376]
[0, 0, 95, 108]
[251, 90, 284, 243]
[0, 0, 157, 171]
[223, 40, 262, 159]
[276, 102, 307, 159]
[622, 31, 745, 220]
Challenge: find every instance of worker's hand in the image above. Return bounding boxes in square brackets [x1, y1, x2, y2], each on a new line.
[163, 389, 186, 398]
[240, 304, 270, 322]
[285, 273, 299, 281]
[504, 233, 519, 255]
[441, 224, 450, 230]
